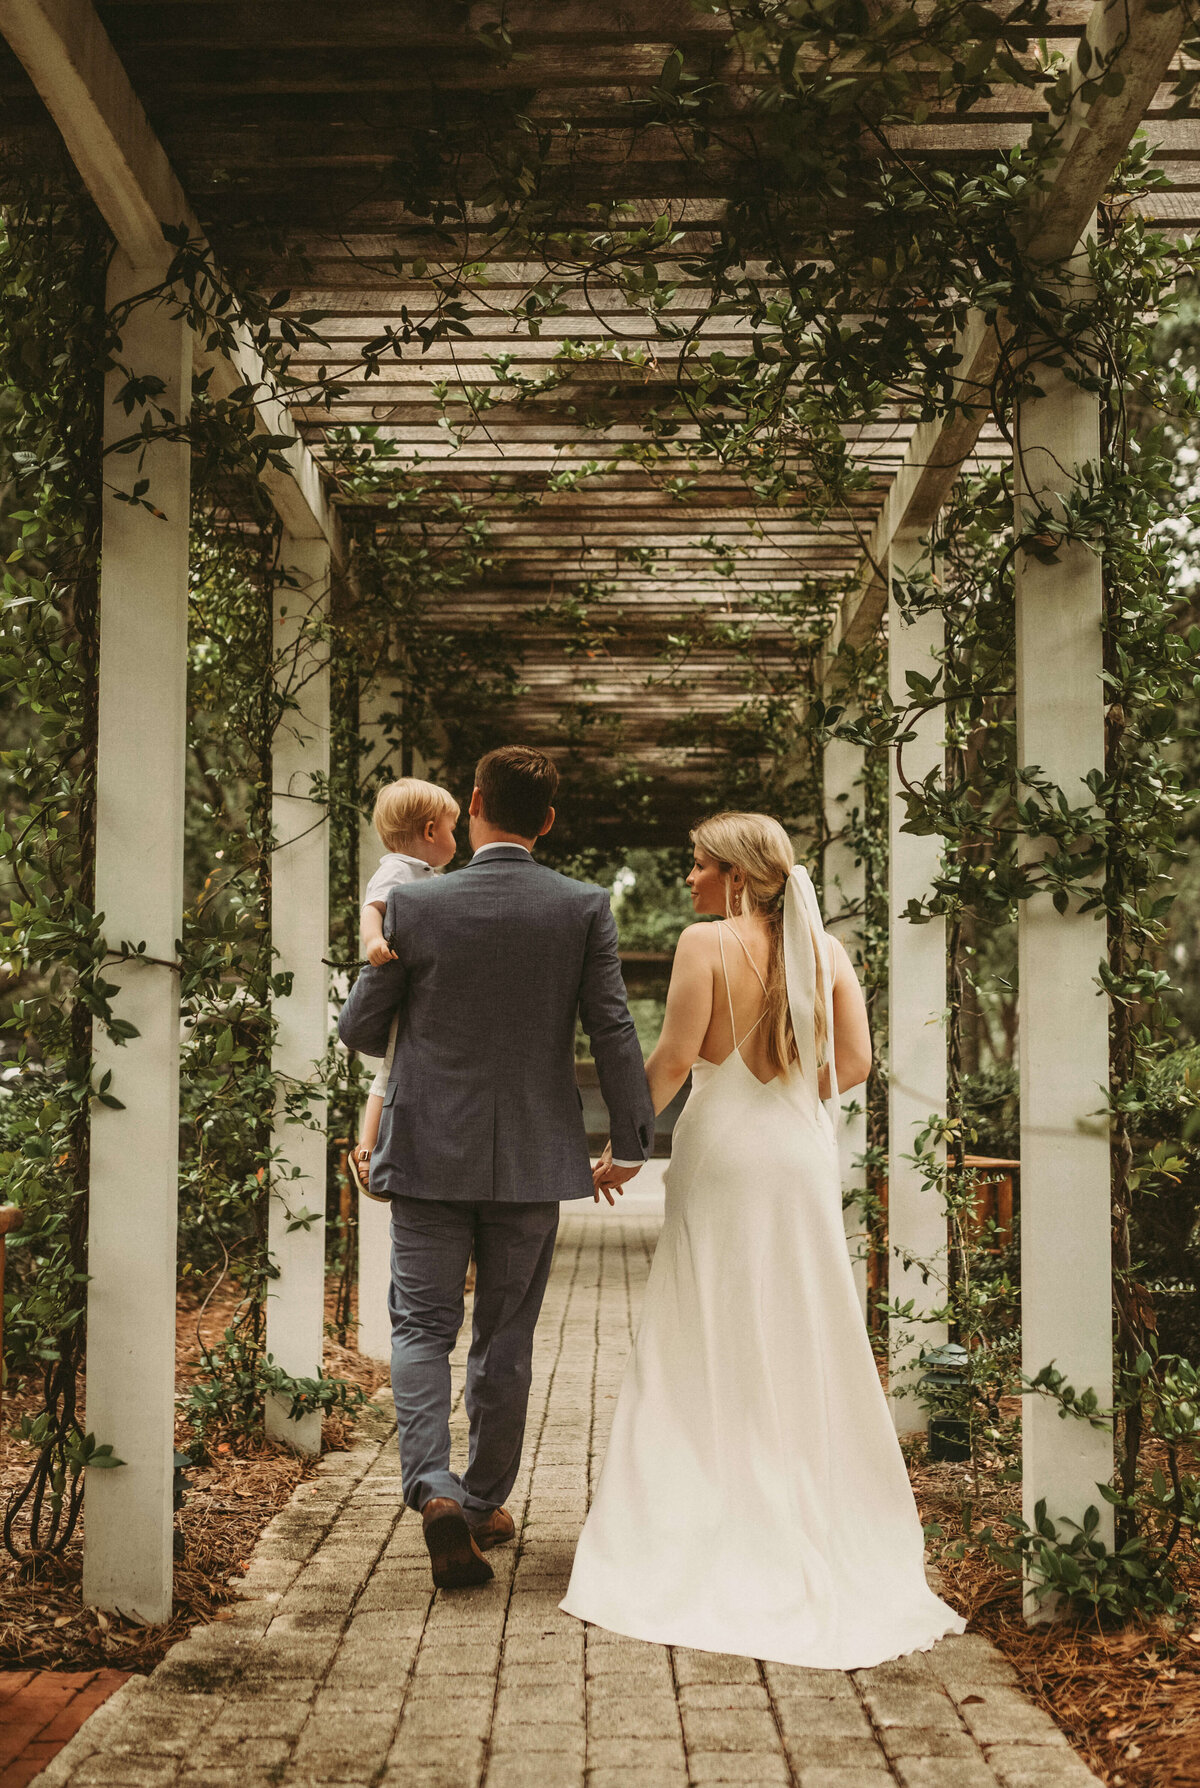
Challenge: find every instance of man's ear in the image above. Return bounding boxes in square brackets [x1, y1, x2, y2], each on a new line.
[538, 805, 556, 838]
[469, 786, 483, 818]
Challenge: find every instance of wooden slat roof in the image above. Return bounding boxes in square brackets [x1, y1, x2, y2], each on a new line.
[2, 1, 1196, 824]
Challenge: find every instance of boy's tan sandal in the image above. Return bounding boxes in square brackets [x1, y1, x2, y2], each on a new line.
[348, 1144, 393, 1205]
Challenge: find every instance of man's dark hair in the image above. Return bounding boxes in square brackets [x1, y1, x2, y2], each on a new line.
[475, 745, 560, 837]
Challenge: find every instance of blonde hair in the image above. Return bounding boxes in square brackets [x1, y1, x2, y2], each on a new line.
[373, 777, 459, 853]
[690, 811, 827, 1078]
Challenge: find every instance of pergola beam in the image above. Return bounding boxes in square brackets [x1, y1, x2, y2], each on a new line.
[1023, 0, 1190, 264]
[0, 0, 339, 553]
[830, 0, 1186, 652]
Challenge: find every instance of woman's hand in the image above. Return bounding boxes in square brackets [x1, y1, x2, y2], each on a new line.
[592, 1142, 643, 1204]
[592, 1142, 613, 1202]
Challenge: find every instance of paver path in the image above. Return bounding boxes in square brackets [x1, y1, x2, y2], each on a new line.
[35, 1190, 1100, 1788]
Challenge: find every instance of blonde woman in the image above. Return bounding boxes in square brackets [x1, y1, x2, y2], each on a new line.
[562, 813, 964, 1669]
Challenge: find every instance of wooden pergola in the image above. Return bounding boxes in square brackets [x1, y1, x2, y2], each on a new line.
[0, 0, 1196, 1621]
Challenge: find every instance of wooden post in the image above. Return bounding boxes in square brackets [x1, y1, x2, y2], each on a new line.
[1014, 240, 1113, 1577]
[85, 252, 190, 1623]
[887, 537, 949, 1433]
[352, 672, 403, 1365]
[822, 724, 870, 1319]
[266, 534, 331, 1454]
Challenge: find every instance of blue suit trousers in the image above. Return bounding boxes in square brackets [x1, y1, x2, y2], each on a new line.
[388, 1196, 560, 1517]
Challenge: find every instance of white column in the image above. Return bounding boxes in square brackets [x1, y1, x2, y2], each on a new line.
[85, 252, 190, 1622]
[887, 539, 948, 1432]
[353, 675, 402, 1365]
[266, 535, 331, 1453]
[822, 727, 870, 1319]
[1014, 249, 1113, 1568]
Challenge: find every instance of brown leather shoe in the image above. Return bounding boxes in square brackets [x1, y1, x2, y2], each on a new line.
[421, 1497, 494, 1590]
[469, 1506, 515, 1552]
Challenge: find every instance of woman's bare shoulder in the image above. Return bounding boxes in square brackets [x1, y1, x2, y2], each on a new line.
[827, 932, 857, 977]
[674, 920, 720, 957]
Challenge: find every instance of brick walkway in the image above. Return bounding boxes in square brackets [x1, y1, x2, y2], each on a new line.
[0, 1670, 128, 1787]
[33, 1192, 1100, 1788]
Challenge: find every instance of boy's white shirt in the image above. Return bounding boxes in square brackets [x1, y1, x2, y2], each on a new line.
[361, 850, 434, 913]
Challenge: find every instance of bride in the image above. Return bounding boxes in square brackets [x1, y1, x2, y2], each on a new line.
[561, 812, 965, 1670]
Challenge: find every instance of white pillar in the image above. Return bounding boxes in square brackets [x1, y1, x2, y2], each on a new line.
[85, 252, 191, 1622]
[353, 675, 402, 1365]
[887, 539, 948, 1432]
[266, 535, 331, 1453]
[822, 727, 870, 1319]
[1014, 249, 1113, 1567]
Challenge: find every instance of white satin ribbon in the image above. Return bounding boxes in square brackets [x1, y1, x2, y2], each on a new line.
[782, 865, 839, 1126]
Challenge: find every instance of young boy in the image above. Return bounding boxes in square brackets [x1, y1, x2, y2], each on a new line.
[349, 776, 459, 1198]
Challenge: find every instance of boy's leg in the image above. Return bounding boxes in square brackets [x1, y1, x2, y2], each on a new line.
[388, 1196, 475, 1510]
[357, 1090, 384, 1153]
[461, 1201, 559, 1521]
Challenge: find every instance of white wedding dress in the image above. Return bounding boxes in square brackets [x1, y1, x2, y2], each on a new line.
[562, 877, 965, 1670]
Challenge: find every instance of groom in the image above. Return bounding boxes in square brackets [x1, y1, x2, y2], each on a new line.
[338, 745, 654, 1588]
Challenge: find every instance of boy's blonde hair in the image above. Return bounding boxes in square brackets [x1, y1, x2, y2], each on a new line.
[373, 777, 459, 853]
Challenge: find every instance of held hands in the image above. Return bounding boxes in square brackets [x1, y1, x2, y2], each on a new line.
[366, 937, 398, 967]
[592, 1141, 642, 1206]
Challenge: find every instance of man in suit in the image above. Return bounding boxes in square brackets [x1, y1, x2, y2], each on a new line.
[338, 744, 654, 1589]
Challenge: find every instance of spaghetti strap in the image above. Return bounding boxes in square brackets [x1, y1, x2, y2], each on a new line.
[717, 922, 768, 1055]
[716, 925, 738, 1041]
[723, 921, 769, 996]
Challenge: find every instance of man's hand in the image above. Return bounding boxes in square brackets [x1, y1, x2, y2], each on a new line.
[592, 1142, 642, 1206]
[366, 937, 397, 967]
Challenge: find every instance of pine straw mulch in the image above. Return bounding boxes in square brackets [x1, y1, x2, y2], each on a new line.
[0, 1275, 390, 1675]
[911, 1440, 1200, 1788]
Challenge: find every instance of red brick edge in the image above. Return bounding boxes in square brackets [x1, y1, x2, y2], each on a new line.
[0, 1669, 130, 1787]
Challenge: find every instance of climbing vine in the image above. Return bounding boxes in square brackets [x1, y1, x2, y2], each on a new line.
[3, 0, 1200, 1618]
[0, 177, 110, 1557]
[0, 182, 370, 1556]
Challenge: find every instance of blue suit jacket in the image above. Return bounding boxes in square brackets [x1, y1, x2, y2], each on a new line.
[337, 847, 655, 1201]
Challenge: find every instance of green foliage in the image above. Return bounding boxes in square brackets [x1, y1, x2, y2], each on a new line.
[4, 0, 1200, 1615]
[0, 179, 109, 1556]
[610, 849, 696, 952]
[182, 1327, 364, 1459]
[0, 181, 368, 1542]
[1119, 1046, 1200, 1360]
[985, 1499, 1187, 1623]
[976, 1339, 1200, 1619]
[961, 1067, 1020, 1160]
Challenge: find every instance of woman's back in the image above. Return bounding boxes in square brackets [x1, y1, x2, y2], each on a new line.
[695, 917, 780, 1086]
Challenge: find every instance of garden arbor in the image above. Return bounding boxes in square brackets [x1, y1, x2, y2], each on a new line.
[0, 0, 1196, 1623]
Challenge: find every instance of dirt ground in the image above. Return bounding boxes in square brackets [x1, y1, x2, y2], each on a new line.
[0, 1276, 388, 1676]
[911, 1443, 1200, 1788]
